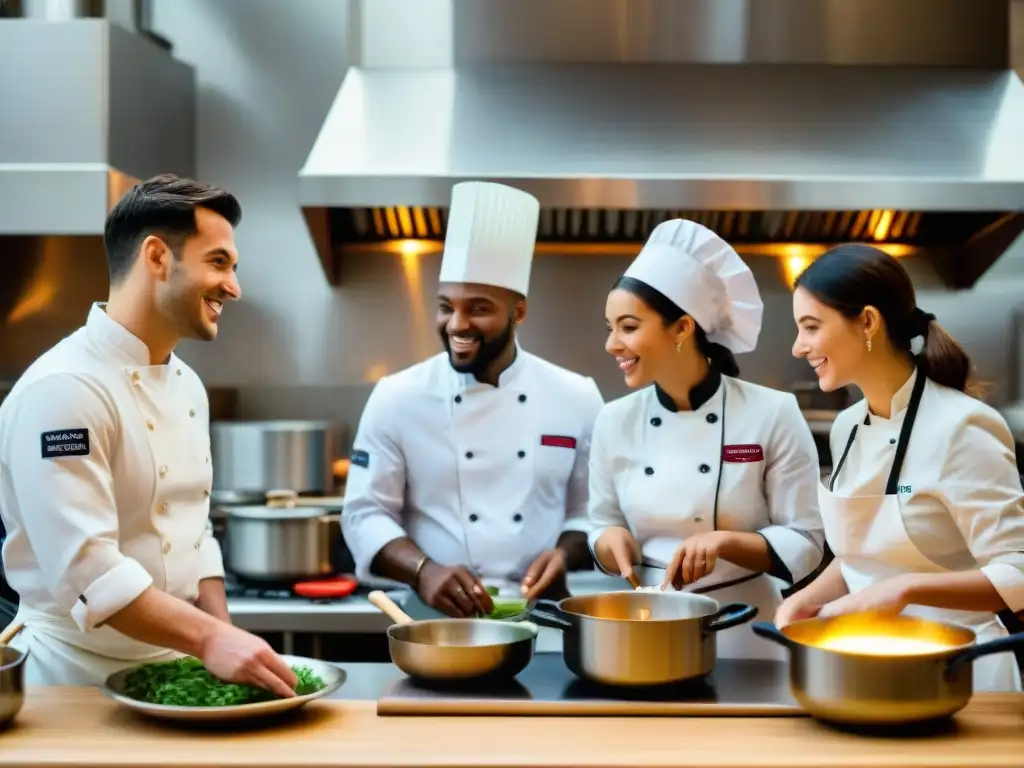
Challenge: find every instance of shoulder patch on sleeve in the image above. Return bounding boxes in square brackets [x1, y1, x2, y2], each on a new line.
[41, 429, 90, 459]
[350, 449, 370, 468]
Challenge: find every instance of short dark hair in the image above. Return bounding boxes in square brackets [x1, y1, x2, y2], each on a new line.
[103, 173, 242, 283]
[794, 244, 975, 394]
[613, 276, 740, 377]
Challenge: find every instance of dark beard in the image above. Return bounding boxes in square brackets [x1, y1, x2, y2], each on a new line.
[441, 319, 514, 377]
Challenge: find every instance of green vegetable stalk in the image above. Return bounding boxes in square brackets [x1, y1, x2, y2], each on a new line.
[122, 657, 326, 707]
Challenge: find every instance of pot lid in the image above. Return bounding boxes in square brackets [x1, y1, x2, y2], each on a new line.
[225, 505, 339, 520]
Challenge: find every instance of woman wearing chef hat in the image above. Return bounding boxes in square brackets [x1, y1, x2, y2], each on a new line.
[588, 219, 826, 660]
[781, 244, 1024, 691]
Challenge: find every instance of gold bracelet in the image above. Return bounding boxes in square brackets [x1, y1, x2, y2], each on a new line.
[413, 555, 429, 584]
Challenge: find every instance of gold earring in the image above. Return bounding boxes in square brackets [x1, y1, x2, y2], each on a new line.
[675, 341, 682, 353]
[866, 338, 873, 352]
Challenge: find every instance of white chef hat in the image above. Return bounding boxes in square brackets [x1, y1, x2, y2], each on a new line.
[622, 219, 763, 354]
[438, 182, 540, 296]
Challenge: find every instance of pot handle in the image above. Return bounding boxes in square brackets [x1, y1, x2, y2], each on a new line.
[527, 599, 573, 631]
[749, 621, 801, 651]
[704, 602, 758, 633]
[945, 632, 1024, 677]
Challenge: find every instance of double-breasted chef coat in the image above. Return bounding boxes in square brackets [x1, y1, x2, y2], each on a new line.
[0, 303, 223, 685]
[587, 368, 826, 660]
[823, 367, 1024, 692]
[342, 345, 605, 591]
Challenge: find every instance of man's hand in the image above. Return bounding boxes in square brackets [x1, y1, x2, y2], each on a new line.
[200, 623, 298, 698]
[520, 548, 567, 600]
[417, 562, 493, 617]
[594, 527, 641, 580]
[662, 531, 734, 589]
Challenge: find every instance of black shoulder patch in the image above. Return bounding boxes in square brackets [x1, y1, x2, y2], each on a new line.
[350, 449, 370, 469]
[41, 429, 90, 459]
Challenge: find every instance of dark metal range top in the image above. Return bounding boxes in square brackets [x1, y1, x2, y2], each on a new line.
[376, 654, 804, 717]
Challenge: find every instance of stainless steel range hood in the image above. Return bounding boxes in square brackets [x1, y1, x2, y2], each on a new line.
[0, 2, 196, 235]
[299, 0, 1024, 288]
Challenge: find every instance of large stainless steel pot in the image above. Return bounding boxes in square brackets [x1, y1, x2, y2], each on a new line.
[530, 591, 757, 686]
[751, 615, 1024, 726]
[210, 420, 337, 503]
[222, 496, 342, 583]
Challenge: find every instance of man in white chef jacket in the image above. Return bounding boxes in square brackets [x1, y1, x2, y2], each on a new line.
[342, 182, 605, 617]
[0, 174, 297, 696]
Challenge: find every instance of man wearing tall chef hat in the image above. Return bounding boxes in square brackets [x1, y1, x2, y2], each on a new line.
[0, 174, 298, 695]
[342, 182, 605, 617]
[589, 219, 826, 659]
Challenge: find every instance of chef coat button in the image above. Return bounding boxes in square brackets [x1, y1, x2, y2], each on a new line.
[889, 437, 896, 445]
[194, 542, 201, 550]
[695, 517, 704, 523]
[650, 417, 662, 427]
[706, 413, 718, 424]
[203, 489, 210, 498]
[513, 513, 523, 522]
[158, 465, 168, 478]
[469, 513, 479, 522]
[517, 450, 526, 458]
[157, 502, 167, 513]
[176, 369, 182, 376]
[162, 542, 171, 555]
[189, 408, 196, 418]
[699, 464, 711, 474]
[145, 419, 155, 430]
[465, 451, 474, 459]
[518, 394, 527, 403]
[454, 395, 462, 404]
[644, 466, 654, 476]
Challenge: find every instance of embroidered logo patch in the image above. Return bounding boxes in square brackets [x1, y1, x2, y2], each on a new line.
[41, 429, 90, 459]
[897, 484, 912, 494]
[541, 435, 577, 449]
[722, 444, 764, 463]
[350, 449, 370, 469]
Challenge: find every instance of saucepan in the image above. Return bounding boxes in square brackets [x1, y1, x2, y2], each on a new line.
[368, 591, 538, 683]
[0, 622, 27, 730]
[751, 614, 1024, 726]
[529, 591, 757, 686]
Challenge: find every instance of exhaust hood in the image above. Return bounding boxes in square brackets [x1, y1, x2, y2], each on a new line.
[0, 4, 196, 235]
[299, 0, 1024, 289]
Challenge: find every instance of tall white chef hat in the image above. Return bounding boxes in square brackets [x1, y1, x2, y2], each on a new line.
[438, 181, 541, 296]
[622, 219, 764, 353]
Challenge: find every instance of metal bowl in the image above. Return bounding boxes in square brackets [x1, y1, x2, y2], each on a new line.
[0, 646, 27, 729]
[102, 654, 345, 723]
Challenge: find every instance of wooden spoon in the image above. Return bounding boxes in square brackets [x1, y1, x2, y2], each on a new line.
[367, 591, 415, 625]
[624, 571, 642, 590]
[0, 622, 24, 647]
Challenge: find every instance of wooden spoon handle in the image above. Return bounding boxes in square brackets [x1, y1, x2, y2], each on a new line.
[368, 591, 415, 625]
[0, 622, 25, 646]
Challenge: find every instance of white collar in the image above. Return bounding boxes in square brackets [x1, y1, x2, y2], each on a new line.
[450, 340, 527, 391]
[85, 302, 172, 368]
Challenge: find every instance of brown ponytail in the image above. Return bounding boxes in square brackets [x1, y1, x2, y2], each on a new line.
[920, 319, 984, 397]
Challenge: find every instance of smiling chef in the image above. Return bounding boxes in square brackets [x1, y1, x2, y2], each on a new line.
[782, 244, 1024, 691]
[588, 219, 827, 660]
[342, 181, 605, 617]
[0, 174, 297, 696]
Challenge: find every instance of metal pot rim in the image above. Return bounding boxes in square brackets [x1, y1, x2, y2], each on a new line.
[553, 590, 723, 623]
[386, 619, 538, 645]
[210, 419, 336, 431]
[0, 646, 28, 673]
[225, 506, 339, 520]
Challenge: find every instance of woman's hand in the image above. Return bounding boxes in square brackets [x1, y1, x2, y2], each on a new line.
[818, 575, 913, 620]
[661, 531, 734, 589]
[594, 527, 641, 580]
[774, 594, 822, 627]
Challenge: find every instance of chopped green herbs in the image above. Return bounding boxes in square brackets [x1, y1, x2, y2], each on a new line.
[488, 596, 528, 620]
[121, 657, 326, 707]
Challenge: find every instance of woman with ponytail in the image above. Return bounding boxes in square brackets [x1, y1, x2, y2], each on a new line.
[588, 220, 826, 661]
[783, 243, 1024, 692]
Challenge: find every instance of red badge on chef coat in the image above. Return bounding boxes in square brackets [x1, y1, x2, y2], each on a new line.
[722, 444, 764, 463]
[541, 435, 577, 449]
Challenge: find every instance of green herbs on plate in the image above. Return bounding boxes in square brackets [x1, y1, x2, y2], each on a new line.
[121, 657, 326, 707]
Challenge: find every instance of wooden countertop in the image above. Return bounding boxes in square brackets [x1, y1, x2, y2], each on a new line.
[2, 687, 1024, 768]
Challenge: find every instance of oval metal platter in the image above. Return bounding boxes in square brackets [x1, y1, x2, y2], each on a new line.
[102, 655, 346, 723]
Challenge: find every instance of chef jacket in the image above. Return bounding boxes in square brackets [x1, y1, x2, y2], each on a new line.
[0, 303, 223, 661]
[342, 346, 605, 585]
[826, 370, 1024, 614]
[586, 369, 825, 588]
